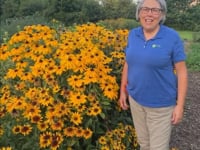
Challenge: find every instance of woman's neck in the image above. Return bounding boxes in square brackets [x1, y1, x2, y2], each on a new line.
[143, 26, 160, 40]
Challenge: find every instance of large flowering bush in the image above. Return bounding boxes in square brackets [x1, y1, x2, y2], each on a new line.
[0, 23, 139, 150]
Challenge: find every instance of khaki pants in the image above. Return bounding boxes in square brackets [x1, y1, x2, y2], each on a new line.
[129, 96, 174, 150]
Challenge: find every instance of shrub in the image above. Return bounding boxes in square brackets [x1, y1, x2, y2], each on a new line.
[98, 18, 139, 30]
[0, 23, 139, 150]
[186, 43, 200, 71]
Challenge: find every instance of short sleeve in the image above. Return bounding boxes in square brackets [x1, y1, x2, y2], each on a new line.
[172, 36, 186, 64]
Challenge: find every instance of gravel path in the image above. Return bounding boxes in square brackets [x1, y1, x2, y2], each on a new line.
[170, 71, 200, 150]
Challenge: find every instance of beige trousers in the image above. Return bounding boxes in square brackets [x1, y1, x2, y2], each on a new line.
[129, 96, 174, 150]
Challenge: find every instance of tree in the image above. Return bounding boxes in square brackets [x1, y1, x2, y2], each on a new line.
[186, 4, 200, 30]
[165, 0, 193, 28]
[83, 0, 104, 22]
[51, 0, 88, 25]
[18, 0, 49, 16]
[0, 0, 20, 19]
[100, 0, 136, 19]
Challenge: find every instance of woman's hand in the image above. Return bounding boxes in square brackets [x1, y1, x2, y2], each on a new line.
[171, 105, 184, 125]
[119, 91, 129, 110]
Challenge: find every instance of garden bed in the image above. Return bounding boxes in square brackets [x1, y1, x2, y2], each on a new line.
[170, 71, 200, 150]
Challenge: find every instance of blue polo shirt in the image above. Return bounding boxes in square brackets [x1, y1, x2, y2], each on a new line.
[125, 25, 186, 107]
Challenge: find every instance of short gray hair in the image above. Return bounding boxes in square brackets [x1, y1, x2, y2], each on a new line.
[135, 0, 167, 24]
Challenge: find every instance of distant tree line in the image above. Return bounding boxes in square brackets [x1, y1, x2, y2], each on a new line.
[0, 0, 200, 31]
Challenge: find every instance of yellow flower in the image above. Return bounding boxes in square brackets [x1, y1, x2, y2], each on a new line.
[12, 125, 21, 134]
[38, 95, 54, 107]
[5, 96, 27, 114]
[70, 112, 82, 125]
[60, 54, 77, 70]
[30, 65, 45, 77]
[16, 60, 28, 68]
[103, 84, 118, 100]
[20, 124, 32, 136]
[37, 121, 49, 132]
[0, 44, 10, 60]
[69, 92, 87, 106]
[75, 127, 84, 137]
[23, 104, 41, 119]
[76, 104, 86, 113]
[82, 128, 92, 139]
[83, 67, 98, 84]
[110, 51, 125, 59]
[39, 132, 52, 148]
[14, 82, 26, 90]
[63, 127, 76, 137]
[50, 120, 64, 131]
[87, 105, 102, 116]
[5, 68, 24, 79]
[31, 114, 42, 124]
[54, 65, 66, 75]
[116, 129, 126, 138]
[50, 132, 63, 150]
[13, 97, 27, 110]
[67, 74, 84, 89]
[51, 102, 69, 118]
[98, 136, 107, 145]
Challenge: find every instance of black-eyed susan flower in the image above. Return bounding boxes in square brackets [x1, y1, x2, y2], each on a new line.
[50, 120, 64, 131]
[82, 128, 92, 139]
[5, 68, 24, 79]
[50, 132, 63, 150]
[60, 54, 77, 70]
[67, 75, 83, 89]
[69, 92, 87, 106]
[87, 105, 102, 116]
[103, 84, 118, 100]
[63, 127, 75, 137]
[98, 136, 107, 145]
[70, 112, 82, 125]
[23, 104, 41, 119]
[31, 114, 42, 124]
[12, 125, 21, 134]
[0, 45, 10, 61]
[37, 121, 49, 132]
[39, 132, 52, 148]
[20, 124, 32, 136]
[75, 127, 83, 138]
[14, 82, 26, 90]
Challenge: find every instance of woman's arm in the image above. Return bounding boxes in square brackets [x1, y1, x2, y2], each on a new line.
[172, 61, 188, 124]
[119, 61, 129, 110]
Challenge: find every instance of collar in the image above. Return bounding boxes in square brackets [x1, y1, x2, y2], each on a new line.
[135, 25, 165, 40]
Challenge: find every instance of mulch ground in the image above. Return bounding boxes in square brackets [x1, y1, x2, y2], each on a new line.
[170, 71, 200, 150]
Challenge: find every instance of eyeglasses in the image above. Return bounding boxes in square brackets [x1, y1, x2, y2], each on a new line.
[140, 7, 163, 15]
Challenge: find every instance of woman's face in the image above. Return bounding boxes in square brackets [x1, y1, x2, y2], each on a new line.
[139, 0, 163, 32]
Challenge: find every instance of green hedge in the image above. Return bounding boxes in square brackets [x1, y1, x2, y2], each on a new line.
[98, 18, 140, 30]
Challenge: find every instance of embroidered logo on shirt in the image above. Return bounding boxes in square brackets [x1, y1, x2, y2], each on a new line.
[152, 44, 160, 48]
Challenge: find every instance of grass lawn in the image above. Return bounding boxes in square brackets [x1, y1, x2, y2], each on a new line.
[178, 30, 194, 41]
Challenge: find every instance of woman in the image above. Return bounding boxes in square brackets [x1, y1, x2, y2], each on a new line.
[119, 0, 188, 150]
